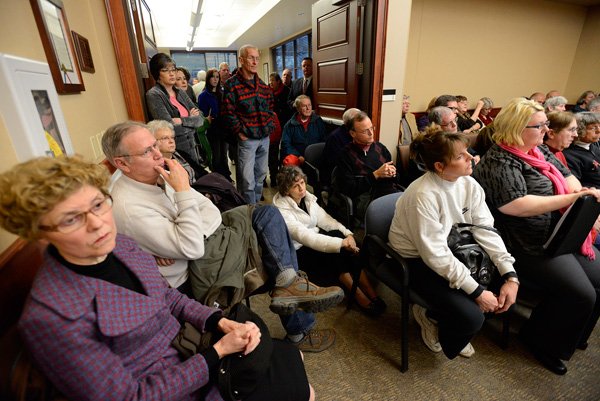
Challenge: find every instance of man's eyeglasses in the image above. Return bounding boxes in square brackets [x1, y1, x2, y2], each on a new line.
[160, 68, 177, 74]
[39, 195, 113, 234]
[525, 121, 550, 130]
[157, 135, 175, 142]
[245, 56, 260, 63]
[353, 126, 375, 135]
[441, 118, 458, 128]
[117, 142, 161, 158]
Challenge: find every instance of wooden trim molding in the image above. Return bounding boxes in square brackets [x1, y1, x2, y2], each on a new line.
[371, 0, 387, 140]
[104, 0, 146, 122]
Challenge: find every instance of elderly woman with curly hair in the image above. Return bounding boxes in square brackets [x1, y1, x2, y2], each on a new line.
[473, 98, 600, 375]
[563, 112, 600, 188]
[0, 156, 314, 401]
[273, 166, 386, 316]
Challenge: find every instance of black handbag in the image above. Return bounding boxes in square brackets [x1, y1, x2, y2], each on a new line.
[447, 223, 499, 286]
[171, 303, 273, 401]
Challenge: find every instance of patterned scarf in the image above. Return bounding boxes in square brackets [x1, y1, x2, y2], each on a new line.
[498, 143, 594, 259]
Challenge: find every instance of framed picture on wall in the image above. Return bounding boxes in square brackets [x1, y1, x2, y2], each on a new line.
[139, 0, 157, 48]
[29, 0, 85, 94]
[0, 53, 74, 161]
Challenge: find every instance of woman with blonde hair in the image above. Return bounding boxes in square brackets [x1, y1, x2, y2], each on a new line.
[473, 97, 600, 375]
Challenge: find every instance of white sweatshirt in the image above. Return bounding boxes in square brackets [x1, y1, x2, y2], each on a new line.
[388, 172, 515, 295]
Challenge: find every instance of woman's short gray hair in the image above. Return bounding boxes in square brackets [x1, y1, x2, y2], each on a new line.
[147, 120, 174, 135]
[544, 96, 567, 112]
[481, 97, 494, 109]
[276, 166, 307, 196]
[575, 112, 600, 139]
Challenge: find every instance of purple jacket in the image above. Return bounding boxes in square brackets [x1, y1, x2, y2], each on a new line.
[19, 234, 224, 401]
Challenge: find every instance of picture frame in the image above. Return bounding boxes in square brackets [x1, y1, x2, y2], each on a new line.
[263, 63, 269, 81]
[139, 0, 156, 48]
[29, 0, 85, 94]
[0, 53, 74, 161]
[71, 31, 95, 73]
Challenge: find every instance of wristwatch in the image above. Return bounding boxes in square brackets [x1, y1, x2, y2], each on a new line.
[506, 277, 520, 286]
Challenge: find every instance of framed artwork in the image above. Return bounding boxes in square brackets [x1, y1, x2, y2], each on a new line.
[139, 0, 156, 47]
[263, 63, 269, 80]
[0, 53, 74, 161]
[29, 0, 85, 93]
[71, 31, 95, 73]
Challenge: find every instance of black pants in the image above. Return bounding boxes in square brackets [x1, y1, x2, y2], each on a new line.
[267, 139, 280, 185]
[406, 258, 498, 359]
[514, 248, 600, 360]
[295, 230, 355, 287]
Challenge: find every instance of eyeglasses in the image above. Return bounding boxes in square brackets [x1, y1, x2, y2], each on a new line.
[565, 127, 578, 133]
[116, 142, 161, 158]
[525, 121, 550, 130]
[245, 56, 260, 63]
[353, 126, 375, 135]
[160, 68, 177, 74]
[441, 117, 458, 127]
[157, 135, 175, 142]
[586, 125, 600, 131]
[39, 195, 113, 234]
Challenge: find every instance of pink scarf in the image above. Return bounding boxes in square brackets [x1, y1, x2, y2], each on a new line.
[499, 143, 595, 260]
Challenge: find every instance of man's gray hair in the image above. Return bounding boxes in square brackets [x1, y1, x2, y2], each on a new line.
[147, 120, 174, 135]
[342, 108, 361, 125]
[238, 44, 258, 59]
[101, 121, 147, 166]
[544, 96, 567, 112]
[428, 106, 453, 125]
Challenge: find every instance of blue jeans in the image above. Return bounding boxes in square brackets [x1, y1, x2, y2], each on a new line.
[237, 136, 269, 204]
[252, 205, 316, 335]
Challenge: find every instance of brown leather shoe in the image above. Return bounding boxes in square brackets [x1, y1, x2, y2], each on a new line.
[270, 272, 344, 315]
[288, 328, 336, 353]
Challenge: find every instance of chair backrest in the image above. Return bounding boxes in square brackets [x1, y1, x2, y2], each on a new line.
[364, 192, 403, 241]
[304, 142, 325, 168]
[396, 144, 410, 174]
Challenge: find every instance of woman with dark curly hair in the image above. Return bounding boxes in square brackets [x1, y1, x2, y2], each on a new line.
[273, 166, 386, 316]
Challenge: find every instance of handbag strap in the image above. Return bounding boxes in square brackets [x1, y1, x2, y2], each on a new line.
[454, 222, 500, 235]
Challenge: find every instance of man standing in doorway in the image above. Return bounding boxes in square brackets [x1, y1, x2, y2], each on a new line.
[288, 57, 313, 108]
[222, 45, 276, 204]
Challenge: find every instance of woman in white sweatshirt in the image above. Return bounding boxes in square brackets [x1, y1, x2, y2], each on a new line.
[388, 127, 518, 359]
[273, 166, 386, 316]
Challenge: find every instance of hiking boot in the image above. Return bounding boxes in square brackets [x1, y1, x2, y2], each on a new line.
[270, 272, 344, 315]
[413, 304, 442, 353]
[288, 328, 336, 353]
[459, 342, 475, 358]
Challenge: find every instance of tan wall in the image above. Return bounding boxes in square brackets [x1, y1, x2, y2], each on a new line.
[404, 0, 588, 111]
[565, 5, 600, 101]
[0, 1, 128, 252]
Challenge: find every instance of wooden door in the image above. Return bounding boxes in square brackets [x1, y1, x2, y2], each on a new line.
[311, 0, 362, 121]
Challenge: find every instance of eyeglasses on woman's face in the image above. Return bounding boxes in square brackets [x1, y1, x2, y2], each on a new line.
[39, 195, 113, 234]
[160, 67, 177, 74]
[525, 121, 550, 130]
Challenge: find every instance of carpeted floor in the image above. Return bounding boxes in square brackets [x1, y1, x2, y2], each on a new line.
[248, 286, 600, 401]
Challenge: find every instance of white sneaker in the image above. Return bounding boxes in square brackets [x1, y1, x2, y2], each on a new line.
[459, 342, 475, 358]
[412, 304, 442, 353]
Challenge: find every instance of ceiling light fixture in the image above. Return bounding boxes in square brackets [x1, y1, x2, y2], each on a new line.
[186, 0, 203, 51]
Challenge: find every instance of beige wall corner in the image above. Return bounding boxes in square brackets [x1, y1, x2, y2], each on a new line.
[565, 6, 600, 102]
[379, 0, 412, 158]
[0, 1, 128, 252]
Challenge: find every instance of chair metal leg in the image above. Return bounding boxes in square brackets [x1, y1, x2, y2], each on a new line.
[400, 294, 409, 372]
